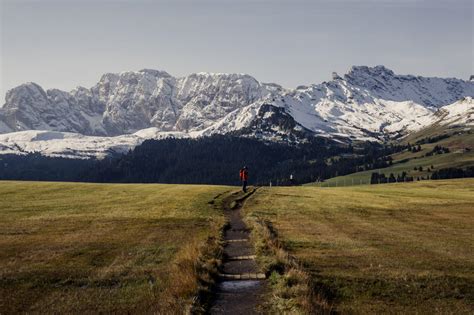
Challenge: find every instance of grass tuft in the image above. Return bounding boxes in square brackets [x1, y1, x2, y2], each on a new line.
[247, 216, 333, 314]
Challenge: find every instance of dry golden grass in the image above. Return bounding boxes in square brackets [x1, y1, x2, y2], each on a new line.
[0, 181, 231, 313]
[249, 217, 327, 314]
[244, 179, 474, 313]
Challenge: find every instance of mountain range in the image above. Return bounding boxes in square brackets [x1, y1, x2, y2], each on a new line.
[0, 65, 473, 158]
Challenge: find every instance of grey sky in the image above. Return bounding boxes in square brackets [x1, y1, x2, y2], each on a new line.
[0, 0, 472, 100]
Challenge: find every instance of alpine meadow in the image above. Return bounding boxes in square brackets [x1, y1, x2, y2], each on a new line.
[1, 0, 473, 314]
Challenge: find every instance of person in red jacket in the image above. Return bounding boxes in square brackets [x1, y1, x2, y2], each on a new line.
[239, 166, 249, 192]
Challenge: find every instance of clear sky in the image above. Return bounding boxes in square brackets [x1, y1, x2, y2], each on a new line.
[0, 0, 472, 100]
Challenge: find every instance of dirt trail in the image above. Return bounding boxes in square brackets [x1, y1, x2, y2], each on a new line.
[210, 189, 267, 314]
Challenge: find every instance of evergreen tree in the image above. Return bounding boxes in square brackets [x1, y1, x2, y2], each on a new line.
[389, 173, 396, 183]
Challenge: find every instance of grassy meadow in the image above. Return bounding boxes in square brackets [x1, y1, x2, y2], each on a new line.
[244, 179, 474, 313]
[2, 179, 473, 314]
[0, 181, 230, 313]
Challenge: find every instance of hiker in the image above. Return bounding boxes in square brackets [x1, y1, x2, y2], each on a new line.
[240, 166, 249, 192]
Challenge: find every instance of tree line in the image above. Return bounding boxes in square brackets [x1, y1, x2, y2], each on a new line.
[1, 136, 471, 185]
[431, 167, 474, 180]
[0, 135, 400, 185]
[370, 166, 474, 184]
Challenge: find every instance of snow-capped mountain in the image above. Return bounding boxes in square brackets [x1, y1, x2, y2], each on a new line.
[0, 70, 277, 136]
[0, 66, 473, 158]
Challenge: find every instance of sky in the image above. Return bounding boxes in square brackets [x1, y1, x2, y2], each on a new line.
[0, 0, 472, 100]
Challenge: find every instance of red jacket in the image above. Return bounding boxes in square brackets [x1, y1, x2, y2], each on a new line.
[240, 169, 248, 181]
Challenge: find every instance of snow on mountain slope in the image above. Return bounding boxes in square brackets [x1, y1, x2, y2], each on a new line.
[1, 98, 470, 159]
[0, 129, 190, 159]
[434, 97, 474, 126]
[342, 66, 472, 107]
[0, 66, 473, 158]
[270, 66, 473, 139]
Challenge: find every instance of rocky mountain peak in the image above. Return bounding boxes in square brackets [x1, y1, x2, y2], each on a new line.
[4, 82, 46, 102]
[345, 65, 395, 79]
[138, 69, 172, 77]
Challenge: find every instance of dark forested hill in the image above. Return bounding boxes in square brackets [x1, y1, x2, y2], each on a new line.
[84, 136, 397, 185]
[0, 153, 96, 182]
[0, 135, 400, 185]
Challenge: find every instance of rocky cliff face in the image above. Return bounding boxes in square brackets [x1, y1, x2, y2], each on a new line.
[0, 70, 277, 136]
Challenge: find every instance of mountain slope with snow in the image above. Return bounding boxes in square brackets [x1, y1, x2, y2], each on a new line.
[0, 70, 277, 136]
[2, 97, 471, 159]
[0, 129, 190, 159]
[0, 66, 473, 158]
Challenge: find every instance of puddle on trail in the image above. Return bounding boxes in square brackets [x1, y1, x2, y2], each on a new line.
[218, 280, 261, 291]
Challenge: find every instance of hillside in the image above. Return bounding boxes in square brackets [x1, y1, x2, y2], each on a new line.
[311, 125, 474, 187]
